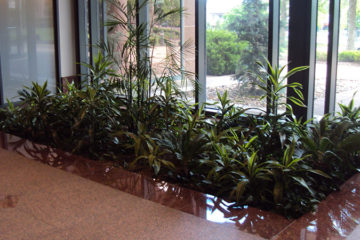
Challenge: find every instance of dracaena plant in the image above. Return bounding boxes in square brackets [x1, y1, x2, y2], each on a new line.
[212, 90, 247, 131]
[337, 92, 360, 122]
[255, 59, 308, 116]
[300, 114, 360, 182]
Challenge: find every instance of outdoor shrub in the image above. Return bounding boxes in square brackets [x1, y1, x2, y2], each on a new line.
[339, 50, 360, 62]
[316, 51, 327, 61]
[317, 50, 360, 62]
[206, 29, 246, 75]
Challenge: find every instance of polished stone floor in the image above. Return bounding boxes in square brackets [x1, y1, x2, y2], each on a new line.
[0, 148, 260, 240]
[1, 132, 360, 239]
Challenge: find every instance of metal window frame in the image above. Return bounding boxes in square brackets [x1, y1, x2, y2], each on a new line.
[269, 0, 280, 67]
[89, 0, 101, 60]
[137, 0, 150, 64]
[267, 0, 280, 114]
[307, 0, 318, 120]
[324, 0, 340, 114]
[195, 0, 206, 106]
[53, 0, 62, 92]
[180, 0, 184, 74]
[287, 0, 318, 120]
[76, 0, 90, 83]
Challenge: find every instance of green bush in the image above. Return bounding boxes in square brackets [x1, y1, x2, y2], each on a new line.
[339, 50, 360, 62]
[316, 51, 327, 61]
[316, 50, 360, 62]
[206, 29, 246, 76]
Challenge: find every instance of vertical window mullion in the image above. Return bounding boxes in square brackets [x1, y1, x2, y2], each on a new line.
[306, 0, 318, 120]
[180, 0, 184, 75]
[137, 0, 149, 62]
[269, 0, 280, 67]
[53, 0, 61, 91]
[76, 0, 90, 83]
[324, 0, 340, 114]
[102, 0, 107, 45]
[267, 0, 280, 114]
[89, 0, 101, 59]
[287, 0, 318, 120]
[196, 0, 206, 105]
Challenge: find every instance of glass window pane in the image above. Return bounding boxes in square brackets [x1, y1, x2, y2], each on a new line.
[150, 0, 196, 101]
[335, 0, 360, 112]
[182, 0, 196, 101]
[313, 0, 330, 119]
[278, 0, 289, 113]
[0, 0, 57, 102]
[206, 0, 269, 112]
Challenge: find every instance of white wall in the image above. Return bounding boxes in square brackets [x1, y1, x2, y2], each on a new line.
[59, 0, 77, 77]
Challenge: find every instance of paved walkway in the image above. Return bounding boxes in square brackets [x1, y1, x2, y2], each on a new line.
[0, 149, 261, 240]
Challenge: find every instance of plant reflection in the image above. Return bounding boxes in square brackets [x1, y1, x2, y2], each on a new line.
[3, 132, 360, 239]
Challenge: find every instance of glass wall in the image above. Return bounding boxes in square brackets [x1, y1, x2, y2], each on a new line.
[205, 0, 269, 111]
[0, 0, 57, 102]
[102, 0, 355, 119]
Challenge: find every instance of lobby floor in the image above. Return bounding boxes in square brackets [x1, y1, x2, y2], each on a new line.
[1, 132, 360, 239]
[0, 149, 260, 240]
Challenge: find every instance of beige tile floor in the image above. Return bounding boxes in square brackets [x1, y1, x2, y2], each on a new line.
[0, 149, 263, 240]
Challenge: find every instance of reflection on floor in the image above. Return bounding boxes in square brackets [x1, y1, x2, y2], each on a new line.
[1, 132, 360, 239]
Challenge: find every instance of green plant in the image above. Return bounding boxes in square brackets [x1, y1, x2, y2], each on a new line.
[338, 50, 360, 62]
[337, 92, 360, 122]
[267, 139, 330, 216]
[299, 115, 360, 182]
[155, 105, 210, 180]
[212, 91, 247, 132]
[316, 51, 327, 61]
[255, 59, 308, 115]
[206, 29, 246, 75]
[224, 0, 268, 88]
[2, 11, 360, 221]
[104, 0, 195, 134]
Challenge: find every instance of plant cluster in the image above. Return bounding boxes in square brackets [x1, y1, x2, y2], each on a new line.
[1, 0, 360, 219]
[1, 59, 360, 218]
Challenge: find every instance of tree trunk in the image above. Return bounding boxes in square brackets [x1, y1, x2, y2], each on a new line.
[347, 0, 357, 50]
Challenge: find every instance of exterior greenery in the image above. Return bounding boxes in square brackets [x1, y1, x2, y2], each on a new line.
[206, 0, 268, 90]
[317, 50, 360, 62]
[339, 50, 360, 62]
[224, 0, 268, 83]
[206, 29, 246, 75]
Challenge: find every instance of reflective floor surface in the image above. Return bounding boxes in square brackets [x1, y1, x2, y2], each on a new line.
[1, 132, 360, 239]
